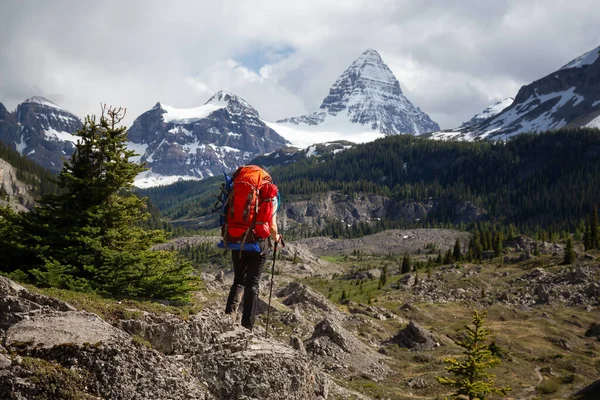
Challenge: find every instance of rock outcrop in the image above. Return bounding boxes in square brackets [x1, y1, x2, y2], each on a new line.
[385, 321, 439, 350]
[304, 317, 390, 380]
[0, 276, 333, 399]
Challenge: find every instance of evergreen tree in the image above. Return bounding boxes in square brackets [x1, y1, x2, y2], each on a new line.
[584, 216, 592, 251]
[8, 107, 198, 300]
[437, 311, 511, 400]
[379, 265, 388, 287]
[401, 254, 411, 274]
[533, 242, 540, 257]
[453, 238, 462, 261]
[444, 249, 453, 265]
[493, 232, 503, 257]
[563, 237, 575, 265]
[436, 252, 443, 265]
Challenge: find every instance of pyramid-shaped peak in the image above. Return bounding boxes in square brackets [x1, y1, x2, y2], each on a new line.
[278, 48, 439, 135]
[22, 96, 63, 110]
[356, 48, 384, 61]
[340, 49, 398, 88]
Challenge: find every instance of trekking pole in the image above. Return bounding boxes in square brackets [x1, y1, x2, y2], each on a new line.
[265, 236, 285, 337]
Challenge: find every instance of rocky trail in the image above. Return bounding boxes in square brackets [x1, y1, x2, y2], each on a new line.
[2, 230, 600, 399]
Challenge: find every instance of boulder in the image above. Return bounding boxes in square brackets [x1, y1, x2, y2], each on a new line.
[0, 276, 76, 330]
[290, 336, 307, 355]
[385, 321, 439, 350]
[573, 379, 600, 400]
[305, 318, 390, 380]
[7, 311, 129, 348]
[585, 322, 600, 339]
[276, 282, 343, 321]
[395, 274, 415, 287]
[406, 377, 428, 389]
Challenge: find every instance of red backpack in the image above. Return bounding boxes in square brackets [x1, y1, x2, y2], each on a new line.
[221, 165, 278, 250]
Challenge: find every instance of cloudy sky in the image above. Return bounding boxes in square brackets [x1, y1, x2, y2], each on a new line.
[1, 0, 599, 129]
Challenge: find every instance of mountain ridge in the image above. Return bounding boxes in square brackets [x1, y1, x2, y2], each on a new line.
[431, 45, 600, 141]
[127, 90, 289, 188]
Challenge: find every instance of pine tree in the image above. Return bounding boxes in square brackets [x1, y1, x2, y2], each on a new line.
[563, 237, 575, 265]
[453, 238, 462, 261]
[17, 107, 198, 300]
[444, 249, 453, 265]
[584, 216, 592, 251]
[436, 311, 511, 400]
[401, 254, 411, 274]
[379, 265, 388, 287]
[436, 252, 443, 265]
[493, 232, 503, 257]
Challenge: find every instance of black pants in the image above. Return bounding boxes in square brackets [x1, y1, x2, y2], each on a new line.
[225, 250, 267, 329]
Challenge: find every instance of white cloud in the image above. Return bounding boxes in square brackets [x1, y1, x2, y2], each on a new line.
[0, 0, 599, 129]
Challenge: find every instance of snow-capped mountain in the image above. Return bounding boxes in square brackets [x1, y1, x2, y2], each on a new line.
[277, 49, 440, 136]
[460, 97, 514, 128]
[432, 45, 600, 141]
[0, 97, 83, 172]
[127, 91, 289, 187]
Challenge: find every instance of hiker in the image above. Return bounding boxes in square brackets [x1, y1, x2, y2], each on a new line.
[217, 165, 282, 330]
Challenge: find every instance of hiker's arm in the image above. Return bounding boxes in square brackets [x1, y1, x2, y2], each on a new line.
[270, 213, 280, 242]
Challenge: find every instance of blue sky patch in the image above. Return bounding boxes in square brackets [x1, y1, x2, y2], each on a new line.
[235, 45, 296, 72]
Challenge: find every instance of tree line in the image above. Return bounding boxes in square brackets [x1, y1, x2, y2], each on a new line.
[139, 128, 600, 238]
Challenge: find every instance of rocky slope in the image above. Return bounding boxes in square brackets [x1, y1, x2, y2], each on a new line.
[431, 45, 600, 141]
[279, 191, 486, 234]
[0, 157, 35, 212]
[127, 91, 289, 188]
[278, 49, 440, 136]
[2, 226, 600, 399]
[0, 276, 337, 400]
[0, 97, 83, 172]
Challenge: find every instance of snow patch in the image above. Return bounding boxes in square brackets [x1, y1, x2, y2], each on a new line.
[159, 102, 226, 124]
[126, 142, 149, 163]
[168, 126, 192, 136]
[560, 46, 600, 71]
[16, 135, 27, 155]
[133, 169, 202, 188]
[306, 145, 317, 158]
[24, 96, 64, 110]
[585, 115, 600, 129]
[44, 128, 79, 144]
[266, 119, 385, 148]
[466, 98, 514, 124]
[333, 145, 353, 154]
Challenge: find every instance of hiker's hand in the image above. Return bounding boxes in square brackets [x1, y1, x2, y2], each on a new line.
[278, 234, 285, 248]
